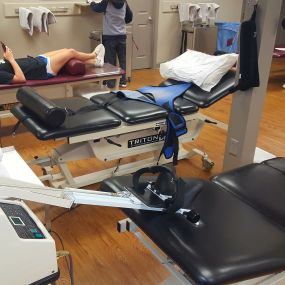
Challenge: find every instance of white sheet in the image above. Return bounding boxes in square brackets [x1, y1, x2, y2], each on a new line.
[160, 50, 238, 92]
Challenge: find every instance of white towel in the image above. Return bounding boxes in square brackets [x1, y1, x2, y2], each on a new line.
[19, 7, 33, 36]
[189, 4, 201, 23]
[208, 3, 220, 26]
[198, 3, 211, 24]
[178, 3, 190, 23]
[39, 7, 56, 35]
[30, 7, 46, 32]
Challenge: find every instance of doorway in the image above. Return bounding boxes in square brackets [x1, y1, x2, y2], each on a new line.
[128, 0, 155, 69]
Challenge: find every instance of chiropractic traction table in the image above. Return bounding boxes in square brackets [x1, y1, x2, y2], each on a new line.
[11, 70, 236, 188]
[101, 157, 285, 285]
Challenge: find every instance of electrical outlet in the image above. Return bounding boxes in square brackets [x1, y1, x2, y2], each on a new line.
[229, 138, 239, 156]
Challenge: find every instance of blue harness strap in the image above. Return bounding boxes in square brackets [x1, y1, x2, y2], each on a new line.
[137, 83, 191, 111]
[114, 83, 192, 164]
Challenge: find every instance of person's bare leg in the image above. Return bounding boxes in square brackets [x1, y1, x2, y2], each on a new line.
[41, 49, 67, 57]
[83, 59, 96, 65]
[47, 49, 96, 74]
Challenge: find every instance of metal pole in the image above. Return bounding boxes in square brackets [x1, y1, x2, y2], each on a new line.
[223, 0, 282, 171]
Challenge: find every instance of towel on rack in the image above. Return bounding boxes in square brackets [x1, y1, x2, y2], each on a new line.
[30, 7, 46, 32]
[198, 3, 211, 24]
[39, 7, 57, 35]
[178, 3, 190, 22]
[19, 7, 33, 36]
[208, 3, 220, 25]
[189, 4, 201, 23]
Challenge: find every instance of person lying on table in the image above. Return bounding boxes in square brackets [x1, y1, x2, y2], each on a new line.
[0, 44, 105, 84]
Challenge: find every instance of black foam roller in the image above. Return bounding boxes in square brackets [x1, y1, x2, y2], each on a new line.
[16, 86, 67, 128]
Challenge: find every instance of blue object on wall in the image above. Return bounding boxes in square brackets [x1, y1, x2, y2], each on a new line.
[215, 22, 240, 53]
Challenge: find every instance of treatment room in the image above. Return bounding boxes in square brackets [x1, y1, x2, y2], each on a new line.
[1, 0, 285, 284]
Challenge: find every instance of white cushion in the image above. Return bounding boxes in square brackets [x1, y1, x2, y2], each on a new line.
[160, 50, 239, 92]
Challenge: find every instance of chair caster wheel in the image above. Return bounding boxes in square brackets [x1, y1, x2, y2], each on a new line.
[202, 157, 214, 170]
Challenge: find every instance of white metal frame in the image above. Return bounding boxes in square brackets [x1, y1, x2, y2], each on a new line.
[27, 112, 225, 188]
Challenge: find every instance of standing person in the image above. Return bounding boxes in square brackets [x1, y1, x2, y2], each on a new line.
[88, 0, 133, 88]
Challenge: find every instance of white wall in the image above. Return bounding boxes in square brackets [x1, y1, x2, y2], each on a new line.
[0, 0, 244, 70]
[154, 0, 243, 65]
[0, 1, 102, 57]
[276, 0, 285, 45]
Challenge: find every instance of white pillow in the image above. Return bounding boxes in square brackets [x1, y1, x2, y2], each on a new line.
[160, 50, 238, 92]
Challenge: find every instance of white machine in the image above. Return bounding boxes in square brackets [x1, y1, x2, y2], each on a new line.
[0, 199, 59, 285]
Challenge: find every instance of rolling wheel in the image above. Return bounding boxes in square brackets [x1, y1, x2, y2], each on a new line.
[202, 157, 215, 170]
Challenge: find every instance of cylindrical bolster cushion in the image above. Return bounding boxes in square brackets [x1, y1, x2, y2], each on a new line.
[16, 86, 67, 128]
[62, 59, 86, 75]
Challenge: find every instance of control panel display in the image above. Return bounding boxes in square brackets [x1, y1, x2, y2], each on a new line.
[10, 216, 25, 226]
[0, 202, 45, 240]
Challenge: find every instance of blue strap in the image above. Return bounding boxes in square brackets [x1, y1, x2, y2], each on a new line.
[114, 83, 192, 164]
[115, 90, 154, 105]
[138, 83, 191, 111]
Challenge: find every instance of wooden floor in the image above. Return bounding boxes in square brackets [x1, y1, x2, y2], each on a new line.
[1, 59, 285, 285]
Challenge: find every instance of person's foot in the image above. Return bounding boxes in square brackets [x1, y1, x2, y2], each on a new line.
[120, 79, 127, 88]
[94, 44, 105, 67]
[120, 82, 127, 88]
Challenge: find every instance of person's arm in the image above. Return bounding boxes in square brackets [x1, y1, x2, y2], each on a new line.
[90, 0, 108, 13]
[125, 3, 133, 24]
[3, 47, 26, 84]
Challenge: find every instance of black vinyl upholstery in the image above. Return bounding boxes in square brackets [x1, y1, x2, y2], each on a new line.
[160, 70, 237, 108]
[212, 163, 285, 229]
[16, 87, 67, 128]
[11, 73, 235, 140]
[102, 158, 285, 285]
[263, 157, 285, 175]
[90, 93, 168, 124]
[12, 97, 121, 140]
[11, 89, 200, 140]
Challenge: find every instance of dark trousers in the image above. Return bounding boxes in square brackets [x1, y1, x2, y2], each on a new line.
[103, 36, 127, 88]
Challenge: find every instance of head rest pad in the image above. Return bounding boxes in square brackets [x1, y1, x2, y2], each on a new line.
[16, 86, 67, 128]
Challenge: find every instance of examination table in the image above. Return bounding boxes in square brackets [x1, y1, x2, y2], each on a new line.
[1, 148, 285, 285]
[102, 157, 285, 285]
[11, 70, 236, 188]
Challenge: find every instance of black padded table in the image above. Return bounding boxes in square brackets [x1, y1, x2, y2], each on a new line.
[102, 167, 285, 285]
[160, 70, 237, 108]
[213, 159, 285, 229]
[11, 70, 237, 141]
[12, 97, 122, 140]
[11, 90, 198, 140]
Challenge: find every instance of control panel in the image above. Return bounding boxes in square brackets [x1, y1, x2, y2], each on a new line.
[0, 202, 45, 239]
[0, 199, 58, 285]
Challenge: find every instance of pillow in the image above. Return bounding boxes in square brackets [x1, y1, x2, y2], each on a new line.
[160, 50, 238, 92]
[62, 59, 86, 75]
[16, 86, 67, 128]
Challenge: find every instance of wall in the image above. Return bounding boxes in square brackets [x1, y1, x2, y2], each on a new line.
[154, 0, 243, 65]
[0, 1, 244, 69]
[0, 1, 102, 57]
[275, 0, 285, 45]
